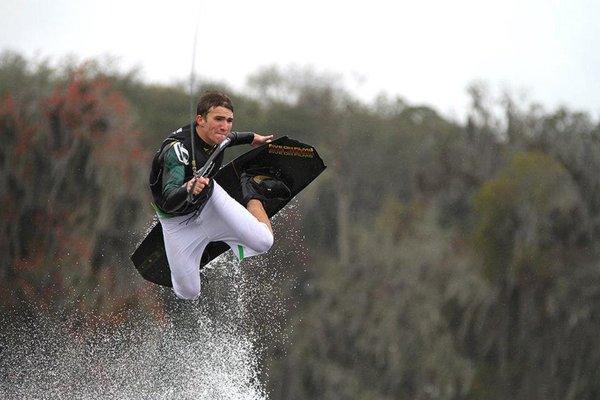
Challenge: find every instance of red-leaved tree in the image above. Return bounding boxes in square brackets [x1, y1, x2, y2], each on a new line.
[0, 67, 156, 318]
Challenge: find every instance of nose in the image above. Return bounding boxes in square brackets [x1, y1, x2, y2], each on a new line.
[220, 121, 231, 132]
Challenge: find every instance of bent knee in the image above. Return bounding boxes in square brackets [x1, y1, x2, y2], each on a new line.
[252, 228, 274, 254]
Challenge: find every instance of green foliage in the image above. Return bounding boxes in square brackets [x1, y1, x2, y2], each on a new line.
[272, 202, 478, 399]
[4, 53, 600, 399]
[462, 144, 600, 399]
[473, 151, 582, 283]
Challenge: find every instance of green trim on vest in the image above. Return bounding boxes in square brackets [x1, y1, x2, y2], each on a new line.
[151, 202, 173, 219]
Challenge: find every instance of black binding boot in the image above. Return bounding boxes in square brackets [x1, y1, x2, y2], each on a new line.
[241, 168, 291, 205]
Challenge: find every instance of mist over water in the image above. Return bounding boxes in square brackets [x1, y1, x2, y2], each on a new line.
[0, 256, 268, 400]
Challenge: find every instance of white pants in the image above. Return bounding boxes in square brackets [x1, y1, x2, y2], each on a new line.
[159, 182, 273, 300]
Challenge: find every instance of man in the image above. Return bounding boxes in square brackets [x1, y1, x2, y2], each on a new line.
[149, 92, 290, 300]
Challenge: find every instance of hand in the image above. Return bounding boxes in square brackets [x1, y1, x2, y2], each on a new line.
[186, 176, 209, 196]
[251, 133, 274, 147]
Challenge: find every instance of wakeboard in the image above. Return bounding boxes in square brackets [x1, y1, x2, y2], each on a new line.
[130, 136, 326, 287]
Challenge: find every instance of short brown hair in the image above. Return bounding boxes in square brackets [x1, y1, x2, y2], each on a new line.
[196, 91, 233, 116]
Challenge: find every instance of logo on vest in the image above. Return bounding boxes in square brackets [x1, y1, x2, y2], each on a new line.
[173, 142, 190, 165]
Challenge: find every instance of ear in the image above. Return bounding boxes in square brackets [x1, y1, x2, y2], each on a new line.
[196, 114, 206, 126]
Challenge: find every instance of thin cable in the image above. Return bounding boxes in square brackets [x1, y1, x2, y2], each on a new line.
[187, 17, 201, 203]
[189, 21, 200, 176]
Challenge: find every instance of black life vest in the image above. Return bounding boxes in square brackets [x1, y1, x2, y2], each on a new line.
[149, 124, 223, 216]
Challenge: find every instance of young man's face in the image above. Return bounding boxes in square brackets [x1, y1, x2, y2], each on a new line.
[196, 106, 234, 145]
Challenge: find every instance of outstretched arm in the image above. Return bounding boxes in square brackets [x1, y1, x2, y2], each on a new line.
[251, 133, 274, 147]
[229, 132, 274, 147]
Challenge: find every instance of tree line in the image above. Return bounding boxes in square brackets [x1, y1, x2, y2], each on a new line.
[2, 51, 600, 399]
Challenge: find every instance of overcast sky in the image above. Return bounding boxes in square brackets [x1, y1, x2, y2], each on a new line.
[1, 0, 599, 120]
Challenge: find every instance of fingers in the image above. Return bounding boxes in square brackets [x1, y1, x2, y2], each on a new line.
[187, 177, 210, 195]
[252, 133, 275, 147]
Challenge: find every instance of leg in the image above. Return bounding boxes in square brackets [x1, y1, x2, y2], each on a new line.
[204, 183, 274, 258]
[159, 215, 210, 300]
[247, 199, 272, 233]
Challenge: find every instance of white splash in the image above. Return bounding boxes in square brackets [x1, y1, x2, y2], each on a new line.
[0, 255, 267, 400]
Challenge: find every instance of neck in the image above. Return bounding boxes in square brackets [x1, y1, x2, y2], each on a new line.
[195, 125, 212, 145]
